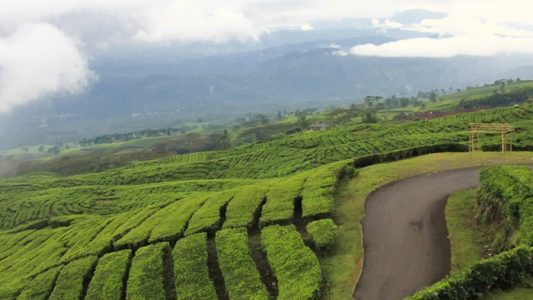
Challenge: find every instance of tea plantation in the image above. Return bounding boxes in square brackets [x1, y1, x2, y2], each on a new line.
[1, 104, 533, 299]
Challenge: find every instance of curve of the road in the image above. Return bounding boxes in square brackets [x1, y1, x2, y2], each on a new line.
[354, 167, 484, 300]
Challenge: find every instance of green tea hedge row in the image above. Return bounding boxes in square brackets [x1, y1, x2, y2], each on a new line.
[260, 177, 305, 226]
[86, 249, 131, 300]
[84, 209, 156, 255]
[114, 198, 199, 249]
[18, 266, 61, 300]
[62, 104, 520, 186]
[306, 219, 337, 252]
[148, 196, 207, 243]
[301, 162, 347, 218]
[216, 228, 270, 299]
[49, 255, 97, 300]
[61, 218, 112, 260]
[408, 246, 533, 300]
[113, 208, 161, 249]
[224, 185, 270, 229]
[261, 225, 322, 299]
[173, 233, 218, 299]
[126, 242, 168, 300]
[478, 166, 533, 246]
[352, 143, 468, 169]
[186, 192, 233, 235]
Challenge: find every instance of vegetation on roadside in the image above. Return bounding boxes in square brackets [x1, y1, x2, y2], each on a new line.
[445, 189, 486, 273]
[411, 165, 533, 299]
[323, 152, 533, 299]
[307, 219, 337, 252]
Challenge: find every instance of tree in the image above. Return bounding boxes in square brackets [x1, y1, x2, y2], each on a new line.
[257, 114, 270, 125]
[38, 145, 44, 152]
[216, 129, 231, 149]
[499, 82, 505, 94]
[399, 98, 410, 107]
[48, 145, 60, 155]
[364, 96, 382, 108]
[429, 92, 437, 102]
[361, 110, 378, 123]
[456, 99, 466, 110]
[298, 114, 308, 129]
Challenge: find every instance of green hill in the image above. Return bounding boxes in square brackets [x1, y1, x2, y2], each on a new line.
[1, 104, 533, 299]
[425, 80, 533, 111]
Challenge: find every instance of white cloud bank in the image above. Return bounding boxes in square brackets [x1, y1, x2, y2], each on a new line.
[0, 0, 406, 112]
[3, 0, 533, 111]
[348, 35, 533, 57]
[0, 23, 92, 112]
[346, 0, 533, 57]
[133, 1, 259, 43]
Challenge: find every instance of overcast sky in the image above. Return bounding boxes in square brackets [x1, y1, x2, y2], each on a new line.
[1, 0, 533, 112]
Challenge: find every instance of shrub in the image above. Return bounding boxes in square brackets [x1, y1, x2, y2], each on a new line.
[173, 233, 217, 299]
[126, 242, 168, 300]
[49, 256, 98, 300]
[260, 177, 305, 226]
[18, 267, 61, 300]
[261, 225, 322, 299]
[86, 249, 131, 300]
[216, 228, 270, 299]
[408, 247, 533, 300]
[148, 196, 206, 242]
[186, 192, 233, 235]
[306, 219, 337, 252]
[223, 185, 270, 229]
[477, 166, 533, 247]
[352, 143, 468, 168]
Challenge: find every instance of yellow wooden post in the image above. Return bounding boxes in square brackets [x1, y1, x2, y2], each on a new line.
[502, 131, 505, 153]
[510, 129, 513, 152]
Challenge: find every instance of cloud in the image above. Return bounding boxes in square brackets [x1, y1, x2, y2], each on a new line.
[300, 23, 314, 31]
[3, 0, 533, 112]
[371, 18, 403, 30]
[133, 1, 259, 43]
[0, 23, 93, 112]
[0, 1, 411, 45]
[348, 35, 533, 57]
[346, 0, 533, 57]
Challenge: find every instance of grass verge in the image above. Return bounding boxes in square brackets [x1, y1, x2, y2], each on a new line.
[445, 189, 485, 273]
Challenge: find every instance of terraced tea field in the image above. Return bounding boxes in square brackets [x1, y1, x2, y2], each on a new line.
[1, 104, 533, 299]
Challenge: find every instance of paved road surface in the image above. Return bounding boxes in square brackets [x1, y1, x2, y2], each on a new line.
[354, 167, 483, 300]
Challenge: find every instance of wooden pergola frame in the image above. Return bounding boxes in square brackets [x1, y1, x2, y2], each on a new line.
[469, 123, 514, 153]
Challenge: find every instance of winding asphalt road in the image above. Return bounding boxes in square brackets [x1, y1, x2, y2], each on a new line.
[354, 167, 483, 300]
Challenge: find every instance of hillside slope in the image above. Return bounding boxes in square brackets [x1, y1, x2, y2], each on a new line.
[1, 105, 533, 299]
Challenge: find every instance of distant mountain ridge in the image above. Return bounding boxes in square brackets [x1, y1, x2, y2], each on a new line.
[1, 35, 533, 149]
